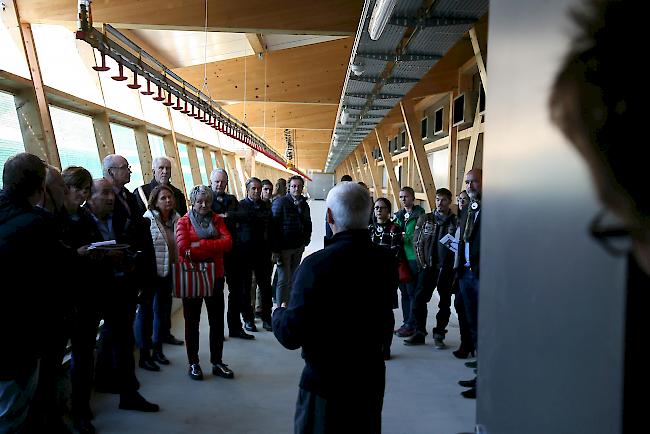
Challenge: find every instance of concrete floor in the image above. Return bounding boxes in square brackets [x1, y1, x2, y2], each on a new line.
[91, 200, 476, 433]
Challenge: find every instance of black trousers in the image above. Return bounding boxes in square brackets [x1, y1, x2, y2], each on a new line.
[453, 278, 474, 352]
[241, 248, 273, 323]
[224, 254, 245, 333]
[182, 278, 225, 365]
[411, 266, 454, 335]
[294, 388, 383, 434]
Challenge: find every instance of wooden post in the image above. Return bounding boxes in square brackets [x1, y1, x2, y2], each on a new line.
[92, 111, 115, 161]
[203, 147, 214, 176]
[14, 88, 50, 162]
[374, 129, 400, 207]
[400, 100, 436, 207]
[362, 140, 382, 198]
[134, 125, 152, 182]
[15, 16, 60, 167]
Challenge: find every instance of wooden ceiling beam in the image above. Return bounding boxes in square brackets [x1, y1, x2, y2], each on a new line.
[17, 0, 363, 35]
[246, 33, 267, 57]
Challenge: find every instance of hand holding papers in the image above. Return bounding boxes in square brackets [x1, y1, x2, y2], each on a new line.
[439, 234, 458, 254]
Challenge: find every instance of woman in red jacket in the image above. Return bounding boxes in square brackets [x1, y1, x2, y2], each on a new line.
[176, 185, 234, 381]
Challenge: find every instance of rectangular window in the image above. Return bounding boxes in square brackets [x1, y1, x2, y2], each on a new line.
[479, 82, 486, 114]
[427, 147, 450, 189]
[177, 142, 194, 197]
[210, 151, 218, 171]
[50, 106, 102, 179]
[400, 130, 407, 149]
[421, 117, 428, 139]
[195, 147, 209, 185]
[382, 166, 388, 189]
[453, 94, 465, 125]
[148, 133, 166, 160]
[0, 91, 26, 189]
[110, 123, 144, 192]
[434, 108, 444, 134]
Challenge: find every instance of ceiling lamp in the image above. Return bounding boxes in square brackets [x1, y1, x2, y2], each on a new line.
[351, 63, 365, 76]
[340, 108, 350, 125]
[368, 0, 398, 41]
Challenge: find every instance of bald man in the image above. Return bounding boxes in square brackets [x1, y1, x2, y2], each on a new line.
[455, 168, 482, 399]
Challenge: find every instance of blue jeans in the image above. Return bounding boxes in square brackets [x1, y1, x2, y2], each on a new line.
[398, 260, 419, 328]
[458, 269, 480, 350]
[135, 275, 172, 352]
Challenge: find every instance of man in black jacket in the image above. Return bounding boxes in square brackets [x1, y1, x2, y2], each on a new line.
[236, 177, 273, 331]
[405, 188, 458, 348]
[455, 168, 482, 399]
[133, 156, 186, 347]
[0, 153, 53, 433]
[271, 175, 312, 306]
[273, 182, 396, 433]
[210, 168, 254, 339]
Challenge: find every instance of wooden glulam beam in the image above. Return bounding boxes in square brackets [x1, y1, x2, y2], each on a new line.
[362, 140, 381, 197]
[400, 100, 436, 208]
[246, 33, 267, 57]
[374, 129, 400, 207]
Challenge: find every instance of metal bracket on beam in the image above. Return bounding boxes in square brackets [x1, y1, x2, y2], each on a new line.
[389, 16, 477, 28]
[348, 75, 419, 84]
[356, 52, 442, 62]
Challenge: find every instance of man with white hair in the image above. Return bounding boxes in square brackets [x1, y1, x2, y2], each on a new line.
[273, 182, 397, 433]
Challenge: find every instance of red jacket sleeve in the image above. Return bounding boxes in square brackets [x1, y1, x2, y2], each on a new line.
[176, 214, 232, 263]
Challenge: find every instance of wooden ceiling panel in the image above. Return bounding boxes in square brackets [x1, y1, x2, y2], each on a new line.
[17, 0, 363, 34]
[223, 103, 337, 130]
[175, 38, 353, 104]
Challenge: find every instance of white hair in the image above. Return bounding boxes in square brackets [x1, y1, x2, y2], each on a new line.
[152, 156, 171, 170]
[102, 154, 122, 178]
[209, 168, 228, 181]
[326, 181, 371, 231]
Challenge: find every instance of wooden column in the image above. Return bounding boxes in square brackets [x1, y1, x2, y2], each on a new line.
[374, 129, 400, 207]
[162, 134, 183, 189]
[400, 100, 436, 206]
[203, 147, 214, 176]
[14, 16, 60, 167]
[92, 111, 115, 161]
[134, 125, 152, 181]
[14, 88, 50, 162]
[186, 143, 203, 187]
[362, 140, 382, 198]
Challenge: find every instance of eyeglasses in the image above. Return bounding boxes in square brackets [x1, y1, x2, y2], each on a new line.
[111, 165, 132, 171]
[589, 209, 634, 257]
[374, 205, 388, 210]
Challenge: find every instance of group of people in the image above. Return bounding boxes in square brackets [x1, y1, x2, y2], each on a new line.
[363, 170, 483, 399]
[0, 152, 312, 434]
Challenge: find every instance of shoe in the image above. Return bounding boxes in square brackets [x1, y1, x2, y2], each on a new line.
[152, 350, 170, 365]
[229, 329, 255, 340]
[460, 387, 477, 399]
[396, 326, 415, 338]
[212, 362, 235, 379]
[453, 347, 476, 359]
[433, 334, 446, 349]
[458, 377, 477, 388]
[403, 333, 425, 346]
[262, 321, 272, 331]
[164, 334, 184, 346]
[244, 321, 258, 332]
[119, 392, 160, 412]
[188, 363, 204, 380]
[465, 360, 478, 369]
[73, 418, 96, 434]
[139, 358, 160, 372]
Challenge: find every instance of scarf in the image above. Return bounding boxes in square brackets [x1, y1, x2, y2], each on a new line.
[189, 209, 217, 239]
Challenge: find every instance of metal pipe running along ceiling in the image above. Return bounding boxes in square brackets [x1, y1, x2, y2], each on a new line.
[325, 0, 488, 173]
[74, 1, 311, 181]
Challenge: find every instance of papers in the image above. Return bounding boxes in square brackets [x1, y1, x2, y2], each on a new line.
[88, 240, 130, 250]
[439, 234, 458, 253]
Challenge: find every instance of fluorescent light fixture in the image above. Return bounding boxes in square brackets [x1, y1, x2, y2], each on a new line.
[368, 0, 398, 41]
[340, 108, 350, 125]
[351, 63, 365, 76]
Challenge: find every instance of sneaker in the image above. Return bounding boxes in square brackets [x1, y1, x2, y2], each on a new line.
[212, 362, 235, 379]
[433, 334, 446, 349]
[244, 321, 258, 332]
[188, 363, 204, 380]
[403, 333, 425, 346]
